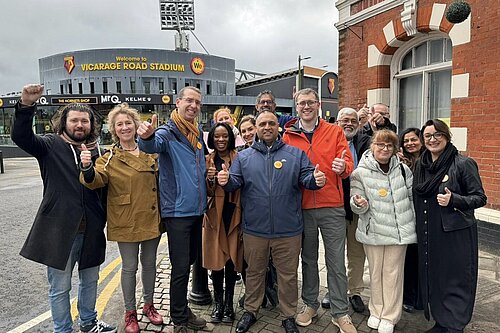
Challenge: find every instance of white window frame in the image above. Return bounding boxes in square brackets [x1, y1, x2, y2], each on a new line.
[390, 32, 452, 128]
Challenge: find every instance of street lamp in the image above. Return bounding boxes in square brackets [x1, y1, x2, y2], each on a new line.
[297, 55, 311, 92]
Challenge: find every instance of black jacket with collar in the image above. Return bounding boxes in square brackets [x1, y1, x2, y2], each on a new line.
[11, 103, 106, 270]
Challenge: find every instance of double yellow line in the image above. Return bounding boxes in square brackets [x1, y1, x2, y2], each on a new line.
[71, 256, 123, 319]
[70, 235, 167, 320]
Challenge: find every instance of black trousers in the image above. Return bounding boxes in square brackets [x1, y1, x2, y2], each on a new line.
[163, 216, 203, 325]
[403, 243, 422, 309]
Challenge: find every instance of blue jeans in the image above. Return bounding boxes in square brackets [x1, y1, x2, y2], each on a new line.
[47, 233, 99, 333]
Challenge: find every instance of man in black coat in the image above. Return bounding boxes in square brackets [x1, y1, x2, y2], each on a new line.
[321, 107, 370, 314]
[11, 84, 116, 333]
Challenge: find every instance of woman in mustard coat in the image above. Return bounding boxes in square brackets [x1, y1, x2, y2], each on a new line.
[80, 103, 163, 333]
[203, 122, 243, 324]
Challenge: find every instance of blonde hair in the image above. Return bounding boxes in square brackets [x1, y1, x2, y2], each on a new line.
[107, 103, 141, 143]
[213, 107, 233, 122]
[371, 129, 399, 155]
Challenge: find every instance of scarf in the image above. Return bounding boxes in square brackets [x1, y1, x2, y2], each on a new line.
[170, 109, 200, 150]
[414, 142, 458, 197]
[60, 132, 97, 151]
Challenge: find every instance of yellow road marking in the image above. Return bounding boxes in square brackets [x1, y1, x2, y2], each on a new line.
[71, 256, 122, 319]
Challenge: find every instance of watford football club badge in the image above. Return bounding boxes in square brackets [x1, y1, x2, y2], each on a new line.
[274, 161, 283, 169]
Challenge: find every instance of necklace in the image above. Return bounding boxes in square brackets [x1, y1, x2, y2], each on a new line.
[121, 145, 138, 152]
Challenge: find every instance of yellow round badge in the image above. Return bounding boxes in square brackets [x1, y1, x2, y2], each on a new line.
[274, 161, 283, 169]
[442, 174, 449, 182]
[197, 142, 202, 150]
[378, 188, 388, 197]
[161, 95, 171, 104]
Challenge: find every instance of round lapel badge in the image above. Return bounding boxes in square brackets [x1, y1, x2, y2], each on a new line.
[378, 188, 388, 197]
[442, 174, 449, 182]
[197, 142, 202, 150]
[274, 161, 283, 169]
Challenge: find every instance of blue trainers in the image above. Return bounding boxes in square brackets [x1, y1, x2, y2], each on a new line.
[80, 319, 117, 333]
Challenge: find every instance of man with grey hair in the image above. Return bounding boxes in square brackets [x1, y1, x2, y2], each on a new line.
[322, 107, 371, 312]
[138, 86, 208, 333]
[362, 103, 397, 135]
[283, 90, 357, 333]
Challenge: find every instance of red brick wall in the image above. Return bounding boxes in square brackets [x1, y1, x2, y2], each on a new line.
[337, 0, 500, 209]
[350, 0, 386, 15]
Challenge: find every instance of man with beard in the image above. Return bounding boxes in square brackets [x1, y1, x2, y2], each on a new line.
[321, 107, 371, 314]
[283, 90, 357, 333]
[11, 84, 116, 333]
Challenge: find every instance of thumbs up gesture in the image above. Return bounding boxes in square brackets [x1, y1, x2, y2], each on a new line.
[332, 149, 347, 175]
[80, 144, 92, 168]
[313, 164, 326, 187]
[206, 158, 217, 181]
[217, 163, 229, 186]
[437, 187, 452, 207]
[137, 114, 158, 139]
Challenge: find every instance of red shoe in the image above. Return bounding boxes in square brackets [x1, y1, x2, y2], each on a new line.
[124, 310, 139, 333]
[143, 303, 164, 325]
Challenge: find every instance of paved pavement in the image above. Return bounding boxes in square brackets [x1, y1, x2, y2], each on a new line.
[136, 242, 500, 333]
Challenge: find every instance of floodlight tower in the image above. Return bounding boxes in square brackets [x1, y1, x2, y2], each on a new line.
[159, 0, 195, 52]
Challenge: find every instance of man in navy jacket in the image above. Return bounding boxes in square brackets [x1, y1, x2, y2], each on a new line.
[218, 111, 326, 333]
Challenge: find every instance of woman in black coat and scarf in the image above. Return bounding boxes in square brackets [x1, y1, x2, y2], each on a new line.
[413, 119, 487, 333]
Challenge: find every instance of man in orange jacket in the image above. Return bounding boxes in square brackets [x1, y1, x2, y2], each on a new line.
[283, 88, 357, 333]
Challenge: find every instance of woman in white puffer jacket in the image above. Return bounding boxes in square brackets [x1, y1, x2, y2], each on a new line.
[350, 129, 416, 333]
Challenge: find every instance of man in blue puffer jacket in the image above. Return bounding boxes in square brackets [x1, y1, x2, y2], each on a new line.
[218, 111, 326, 333]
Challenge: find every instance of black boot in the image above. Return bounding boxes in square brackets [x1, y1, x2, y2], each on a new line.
[210, 291, 224, 323]
[222, 291, 235, 322]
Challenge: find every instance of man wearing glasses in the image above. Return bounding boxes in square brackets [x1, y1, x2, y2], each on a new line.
[283, 89, 357, 333]
[255, 90, 294, 130]
[336, 108, 371, 314]
[138, 86, 207, 333]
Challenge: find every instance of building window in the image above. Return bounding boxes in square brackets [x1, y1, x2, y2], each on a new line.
[68, 83, 72, 94]
[169, 79, 177, 94]
[60, 84, 64, 94]
[130, 80, 136, 94]
[392, 36, 452, 130]
[159, 80, 164, 94]
[103, 81, 108, 94]
[206, 82, 211, 95]
[116, 81, 122, 93]
[90, 82, 95, 94]
[78, 82, 83, 94]
[144, 81, 151, 95]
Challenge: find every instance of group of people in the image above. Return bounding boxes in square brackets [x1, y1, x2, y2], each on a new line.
[11, 83, 486, 333]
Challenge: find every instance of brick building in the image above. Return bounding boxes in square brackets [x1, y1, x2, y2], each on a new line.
[335, 0, 499, 250]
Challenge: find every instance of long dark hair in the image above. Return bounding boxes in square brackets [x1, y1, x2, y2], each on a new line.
[207, 122, 235, 151]
[51, 103, 100, 142]
[399, 127, 425, 164]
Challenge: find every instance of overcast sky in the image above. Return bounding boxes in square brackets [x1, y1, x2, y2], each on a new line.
[0, 0, 339, 95]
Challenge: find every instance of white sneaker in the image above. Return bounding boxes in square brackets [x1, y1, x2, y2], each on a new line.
[367, 315, 380, 329]
[377, 319, 394, 333]
[295, 306, 317, 327]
